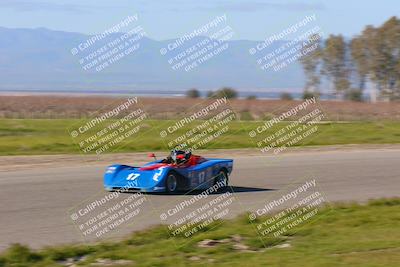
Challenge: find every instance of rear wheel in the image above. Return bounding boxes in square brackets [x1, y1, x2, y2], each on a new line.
[214, 170, 228, 191]
[166, 173, 179, 193]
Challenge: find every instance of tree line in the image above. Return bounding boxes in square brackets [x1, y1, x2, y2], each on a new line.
[300, 16, 400, 102]
[186, 87, 238, 99]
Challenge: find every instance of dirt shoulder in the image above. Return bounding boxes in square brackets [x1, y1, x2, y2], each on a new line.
[2, 144, 400, 172]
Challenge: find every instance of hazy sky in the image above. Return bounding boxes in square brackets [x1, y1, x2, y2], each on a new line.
[0, 0, 397, 40]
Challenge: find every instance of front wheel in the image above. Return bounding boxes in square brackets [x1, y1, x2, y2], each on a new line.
[166, 173, 179, 193]
[214, 170, 228, 191]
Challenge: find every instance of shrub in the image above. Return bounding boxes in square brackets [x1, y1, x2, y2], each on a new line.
[2, 244, 42, 265]
[186, 88, 200, 98]
[280, 92, 293, 100]
[302, 90, 320, 100]
[345, 89, 363, 102]
[209, 87, 238, 99]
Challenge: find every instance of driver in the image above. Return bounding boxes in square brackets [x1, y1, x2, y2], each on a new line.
[170, 148, 192, 165]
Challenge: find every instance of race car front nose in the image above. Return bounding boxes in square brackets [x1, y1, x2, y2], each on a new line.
[106, 168, 165, 189]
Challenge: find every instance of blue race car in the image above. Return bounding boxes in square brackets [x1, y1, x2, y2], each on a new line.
[104, 149, 233, 193]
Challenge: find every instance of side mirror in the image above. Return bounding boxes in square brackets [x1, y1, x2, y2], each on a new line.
[148, 153, 157, 160]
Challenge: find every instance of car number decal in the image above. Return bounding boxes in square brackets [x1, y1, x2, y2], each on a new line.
[153, 166, 167, 181]
[127, 173, 140, 180]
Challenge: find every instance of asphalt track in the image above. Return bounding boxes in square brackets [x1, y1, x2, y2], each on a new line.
[1, 147, 399, 251]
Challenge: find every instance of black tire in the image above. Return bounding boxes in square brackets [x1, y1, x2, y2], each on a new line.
[166, 172, 179, 193]
[214, 169, 228, 192]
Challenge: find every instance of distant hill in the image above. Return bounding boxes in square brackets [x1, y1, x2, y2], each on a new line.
[0, 27, 305, 94]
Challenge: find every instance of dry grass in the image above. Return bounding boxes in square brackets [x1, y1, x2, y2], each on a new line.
[1, 95, 400, 120]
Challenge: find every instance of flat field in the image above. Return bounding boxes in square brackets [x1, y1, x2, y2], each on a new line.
[1, 95, 400, 121]
[0, 119, 399, 155]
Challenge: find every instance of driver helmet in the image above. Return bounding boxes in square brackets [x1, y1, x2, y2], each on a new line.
[171, 148, 192, 163]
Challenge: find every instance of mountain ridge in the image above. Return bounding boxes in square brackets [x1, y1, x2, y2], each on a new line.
[0, 27, 305, 92]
